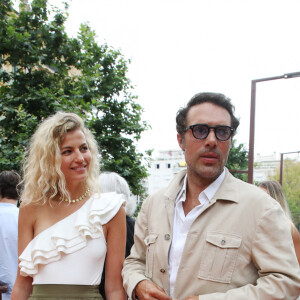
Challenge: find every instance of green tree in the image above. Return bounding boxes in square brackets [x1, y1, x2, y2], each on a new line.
[226, 139, 248, 181]
[268, 159, 300, 225]
[0, 0, 150, 197]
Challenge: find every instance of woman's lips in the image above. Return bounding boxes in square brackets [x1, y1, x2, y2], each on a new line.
[72, 165, 86, 172]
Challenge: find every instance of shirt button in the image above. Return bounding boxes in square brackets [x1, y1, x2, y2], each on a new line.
[221, 239, 226, 245]
[164, 234, 170, 240]
[160, 268, 166, 273]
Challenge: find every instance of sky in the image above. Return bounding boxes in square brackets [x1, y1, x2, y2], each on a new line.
[23, 0, 300, 159]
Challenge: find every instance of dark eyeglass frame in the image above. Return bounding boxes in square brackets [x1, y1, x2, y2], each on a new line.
[185, 123, 234, 141]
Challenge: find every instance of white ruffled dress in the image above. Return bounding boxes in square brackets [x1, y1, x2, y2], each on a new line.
[19, 192, 125, 285]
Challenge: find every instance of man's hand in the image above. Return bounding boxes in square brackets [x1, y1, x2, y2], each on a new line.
[135, 280, 171, 300]
[183, 296, 198, 300]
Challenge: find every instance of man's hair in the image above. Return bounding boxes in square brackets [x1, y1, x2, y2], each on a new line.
[176, 92, 240, 136]
[21, 111, 100, 205]
[0, 170, 21, 200]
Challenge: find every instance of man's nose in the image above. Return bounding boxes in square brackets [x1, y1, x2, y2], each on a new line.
[205, 128, 217, 146]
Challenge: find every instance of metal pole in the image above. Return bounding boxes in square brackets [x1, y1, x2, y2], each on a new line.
[279, 153, 284, 185]
[279, 151, 300, 185]
[248, 80, 256, 183]
[247, 72, 300, 184]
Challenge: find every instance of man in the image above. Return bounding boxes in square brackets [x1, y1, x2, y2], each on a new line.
[0, 171, 20, 300]
[122, 92, 300, 299]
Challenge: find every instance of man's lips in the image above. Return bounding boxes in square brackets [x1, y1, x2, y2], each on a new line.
[199, 152, 219, 163]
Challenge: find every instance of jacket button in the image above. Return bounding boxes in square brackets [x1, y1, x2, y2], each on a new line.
[160, 268, 166, 273]
[164, 234, 170, 240]
[221, 239, 226, 245]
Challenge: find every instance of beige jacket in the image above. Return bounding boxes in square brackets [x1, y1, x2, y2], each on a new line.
[122, 169, 300, 299]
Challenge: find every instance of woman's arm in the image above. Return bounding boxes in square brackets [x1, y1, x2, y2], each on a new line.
[291, 222, 300, 265]
[104, 206, 127, 300]
[11, 204, 35, 300]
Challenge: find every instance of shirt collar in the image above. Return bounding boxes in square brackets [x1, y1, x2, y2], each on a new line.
[175, 169, 226, 204]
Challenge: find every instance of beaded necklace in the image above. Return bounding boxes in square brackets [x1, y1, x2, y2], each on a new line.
[60, 188, 90, 204]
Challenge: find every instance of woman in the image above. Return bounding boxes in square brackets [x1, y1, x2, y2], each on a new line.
[258, 180, 300, 265]
[12, 112, 126, 300]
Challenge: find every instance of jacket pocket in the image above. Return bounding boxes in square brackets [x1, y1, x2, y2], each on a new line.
[144, 233, 158, 278]
[198, 232, 242, 283]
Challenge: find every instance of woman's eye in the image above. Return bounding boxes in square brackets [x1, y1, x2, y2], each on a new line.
[62, 150, 71, 155]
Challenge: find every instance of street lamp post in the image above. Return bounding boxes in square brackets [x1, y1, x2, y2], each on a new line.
[248, 71, 300, 183]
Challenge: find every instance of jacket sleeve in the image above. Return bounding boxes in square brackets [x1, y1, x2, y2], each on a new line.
[198, 205, 300, 300]
[122, 196, 151, 299]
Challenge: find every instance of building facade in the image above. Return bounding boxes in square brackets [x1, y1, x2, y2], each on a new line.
[146, 150, 283, 194]
[146, 150, 186, 195]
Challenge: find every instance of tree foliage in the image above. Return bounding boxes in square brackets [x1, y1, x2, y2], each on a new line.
[226, 139, 248, 181]
[268, 159, 300, 225]
[0, 0, 150, 196]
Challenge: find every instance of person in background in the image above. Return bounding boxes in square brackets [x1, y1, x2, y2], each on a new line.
[12, 112, 126, 300]
[122, 92, 300, 299]
[259, 180, 300, 265]
[98, 172, 137, 299]
[0, 282, 8, 300]
[0, 170, 21, 300]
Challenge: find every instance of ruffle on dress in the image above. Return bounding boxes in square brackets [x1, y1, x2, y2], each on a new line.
[19, 192, 125, 277]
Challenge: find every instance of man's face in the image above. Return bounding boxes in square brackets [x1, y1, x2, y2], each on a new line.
[177, 102, 232, 185]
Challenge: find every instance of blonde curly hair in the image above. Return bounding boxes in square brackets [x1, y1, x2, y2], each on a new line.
[21, 112, 100, 205]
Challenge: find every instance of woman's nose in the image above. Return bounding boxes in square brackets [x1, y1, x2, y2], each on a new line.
[74, 150, 84, 162]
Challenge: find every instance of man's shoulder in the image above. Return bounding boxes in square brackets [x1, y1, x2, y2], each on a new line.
[0, 203, 19, 215]
[220, 171, 280, 209]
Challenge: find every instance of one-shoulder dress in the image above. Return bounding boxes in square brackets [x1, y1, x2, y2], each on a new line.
[19, 192, 125, 299]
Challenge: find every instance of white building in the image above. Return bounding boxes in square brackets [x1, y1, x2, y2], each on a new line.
[146, 150, 282, 194]
[253, 152, 280, 182]
[146, 150, 186, 194]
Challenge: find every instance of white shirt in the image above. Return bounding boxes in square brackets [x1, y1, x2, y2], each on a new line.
[168, 170, 225, 297]
[0, 203, 19, 300]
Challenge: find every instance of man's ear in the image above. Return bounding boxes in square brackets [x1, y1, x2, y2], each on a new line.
[177, 133, 185, 151]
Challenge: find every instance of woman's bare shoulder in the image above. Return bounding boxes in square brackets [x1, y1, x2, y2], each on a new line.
[18, 201, 48, 230]
[19, 200, 42, 215]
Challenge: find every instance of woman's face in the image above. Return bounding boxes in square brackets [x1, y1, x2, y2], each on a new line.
[60, 129, 92, 185]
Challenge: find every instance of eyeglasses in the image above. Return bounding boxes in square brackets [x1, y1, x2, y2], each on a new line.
[185, 124, 234, 141]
